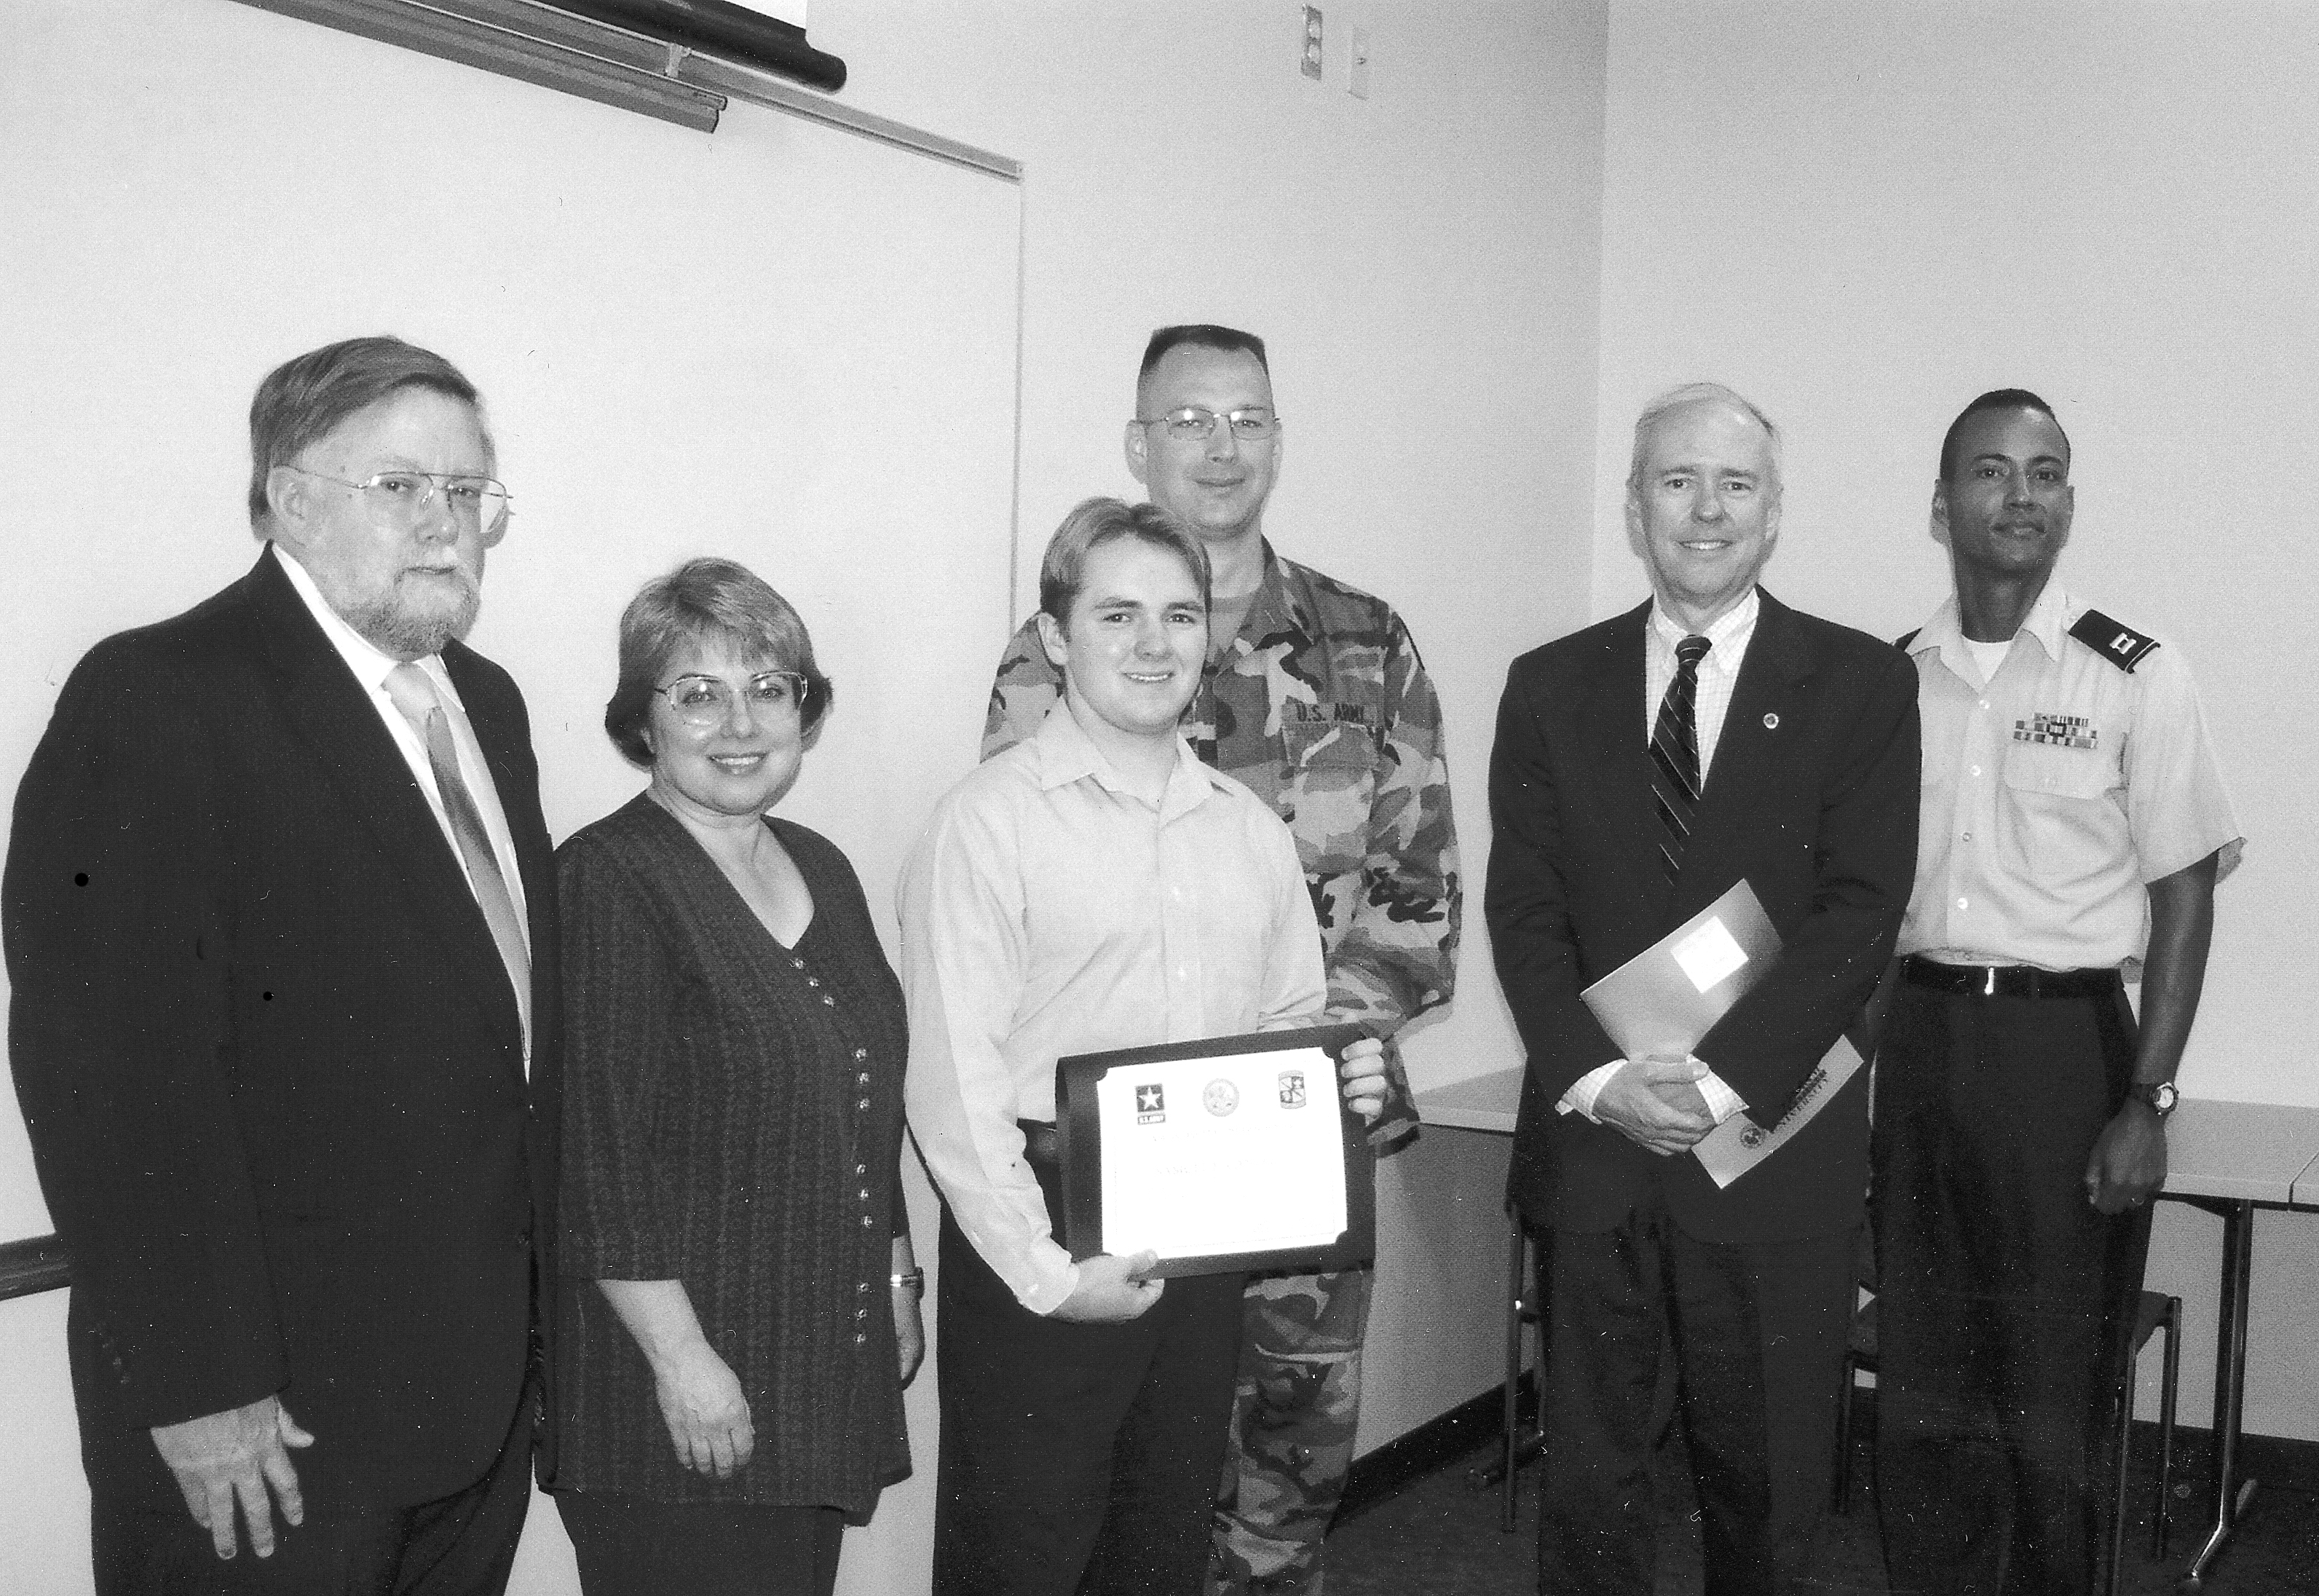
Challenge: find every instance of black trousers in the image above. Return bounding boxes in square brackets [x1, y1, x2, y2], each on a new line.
[932, 1208, 1244, 1596]
[1536, 1196, 1855, 1596]
[85, 1382, 534, 1596]
[1871, 979, 2151, 1596]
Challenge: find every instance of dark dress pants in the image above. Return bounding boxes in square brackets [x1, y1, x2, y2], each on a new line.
[1536, 1195, 1854, 1596]
[82, 1372, 535, 1596]
[933, 1208, 1244, 1596]
[1871, 980, 2150, 1596]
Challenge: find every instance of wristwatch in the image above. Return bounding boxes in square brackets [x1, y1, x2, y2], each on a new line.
[2128, 1081, 2178, 1118]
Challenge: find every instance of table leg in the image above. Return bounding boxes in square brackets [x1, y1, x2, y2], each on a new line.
[2181, 1198, 2258, 1591]
[1502, 1211, 1524, 1533]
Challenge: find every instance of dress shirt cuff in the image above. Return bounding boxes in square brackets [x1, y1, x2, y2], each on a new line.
[1016, 1247, 1082, 1317]
[1555, 1061, 1624, 1120]
[1695, 1067, 1746, 1124]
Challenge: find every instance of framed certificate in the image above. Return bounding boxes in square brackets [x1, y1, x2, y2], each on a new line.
[1054, 1024, 1375, 1279]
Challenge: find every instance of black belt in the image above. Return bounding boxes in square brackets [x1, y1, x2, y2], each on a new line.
[1901, 955, 2119, 1001]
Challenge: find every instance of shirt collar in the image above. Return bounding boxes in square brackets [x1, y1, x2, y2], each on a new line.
[1913, 580, 2071, 669]
[1649, 587, 1758, 673]
[1032, 699, 1219, 816]
[274, 542, 459, 703]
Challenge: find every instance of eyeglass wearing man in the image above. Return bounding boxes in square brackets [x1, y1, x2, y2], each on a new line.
[5, 336, 559, 1595]
[1870, 391, 2243, 1596]
[981, 327, 1461, 1595]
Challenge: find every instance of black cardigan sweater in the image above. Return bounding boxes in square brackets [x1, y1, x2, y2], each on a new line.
[553, 795, 909, 1512]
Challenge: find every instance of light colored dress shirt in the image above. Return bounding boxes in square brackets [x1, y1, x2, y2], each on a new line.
[1901, 582, 2242, 973]
[276, 548, 532, 1054]
[1559, 591, 1761, 1124]
[899, 703, 1327, 1314]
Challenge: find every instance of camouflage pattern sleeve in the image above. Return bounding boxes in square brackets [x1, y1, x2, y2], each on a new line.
[1332, 614, 1461, 1145]
[981, 615, 1059, 762]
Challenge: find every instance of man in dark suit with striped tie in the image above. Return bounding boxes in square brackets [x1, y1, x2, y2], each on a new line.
[1485, 384, 1919, 1593]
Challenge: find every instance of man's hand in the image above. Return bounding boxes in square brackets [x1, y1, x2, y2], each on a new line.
[649, 1343, 756, 1478]
[1338, 1037, 1388, 1123]
[2085, 1099, 2168, 1214]
[1050, 1250, 1164, 1323]
[1592, 1056, 1716, 1156]
[150, 1396, 314, 1560]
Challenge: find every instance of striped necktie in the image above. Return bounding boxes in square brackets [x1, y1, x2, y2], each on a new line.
[384, 663, 532, 1043]
[1648, 634, 1711, 882]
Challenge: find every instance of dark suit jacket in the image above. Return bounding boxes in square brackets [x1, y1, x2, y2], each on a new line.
[4, 546, 561, 1509]
[1485, 591, 1917, 1246]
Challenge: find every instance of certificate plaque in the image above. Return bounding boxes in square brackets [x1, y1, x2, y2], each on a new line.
[1055, 1024, 1374, 1279]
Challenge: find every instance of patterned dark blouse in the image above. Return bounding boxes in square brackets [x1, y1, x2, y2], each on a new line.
[553, 795, 909, 1513]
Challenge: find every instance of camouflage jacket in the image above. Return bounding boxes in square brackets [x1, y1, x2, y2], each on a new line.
[982, 542, 1461, 1145]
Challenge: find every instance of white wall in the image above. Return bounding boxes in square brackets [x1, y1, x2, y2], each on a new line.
[1594, 0, 2319, 1439]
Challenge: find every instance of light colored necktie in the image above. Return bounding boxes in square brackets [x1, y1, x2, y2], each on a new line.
[384, 663, 532, 1042]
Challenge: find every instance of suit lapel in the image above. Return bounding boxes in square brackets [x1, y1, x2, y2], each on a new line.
[1581, 603, 1670, 919]
[1687, 590, 1815, 890]
[247, 549, 525, 1058]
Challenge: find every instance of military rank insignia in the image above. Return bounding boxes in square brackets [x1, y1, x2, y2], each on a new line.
[2068, 608, 2160, 673]
[2015, 712, 2098, 750]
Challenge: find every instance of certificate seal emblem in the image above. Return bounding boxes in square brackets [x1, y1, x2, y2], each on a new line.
[1204, 1079, 1239, 1117]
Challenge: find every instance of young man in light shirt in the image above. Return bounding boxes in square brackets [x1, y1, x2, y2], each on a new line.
[901, 497, 1386, 1596]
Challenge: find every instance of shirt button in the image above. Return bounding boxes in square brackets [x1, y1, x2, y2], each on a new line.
[857, 1072, 871, 1085]
[1961, 831, 1972, 842]
[861, 1215, 874, 1228]
[1969, 764, 1982, 777]
[854, 1333, 867, 1348]
[858, 1098, 872, 1111]
[857, 1281, 870, 1294]
[1957, 896, 1970, 909]
[792, 957, 806, 970]
[856, 1306, 869, 1321]
[855, 1163, 868, 1176]
[858, 1188, 872, 1201]
[821, 995, 836, 1007]
[854, 1048, 868, 1062]
[807, 976, 821, 988]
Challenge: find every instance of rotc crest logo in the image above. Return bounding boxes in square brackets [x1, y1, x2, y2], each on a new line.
[1204, 1079, 1239, 1117]
[1136, 1083, 1166, 1125]
[1278, 1070, 1308, 1109]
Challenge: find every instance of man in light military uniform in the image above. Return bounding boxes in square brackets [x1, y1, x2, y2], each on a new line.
[982, 325, 1459, 1595]
[1873, 390, 2243, 1596]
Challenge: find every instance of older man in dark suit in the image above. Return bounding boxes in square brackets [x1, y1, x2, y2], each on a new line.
[5, 336, 559, 1595]
[1486, 384, 1918, 1594]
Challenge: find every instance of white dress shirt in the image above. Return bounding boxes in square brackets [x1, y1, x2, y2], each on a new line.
[276, 547, 532, 1058]
[898, 703, 1326, 1314]
[1559, 590, 1761, 1125]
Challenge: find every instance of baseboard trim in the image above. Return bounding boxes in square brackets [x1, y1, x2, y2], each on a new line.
[1337, 1375, 1533, 1526]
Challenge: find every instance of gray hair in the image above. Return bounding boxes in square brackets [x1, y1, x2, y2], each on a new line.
[1626, 382, 1782, 495]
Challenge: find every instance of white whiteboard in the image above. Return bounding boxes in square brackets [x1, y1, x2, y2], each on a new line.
[0, 0, 1022, 1249]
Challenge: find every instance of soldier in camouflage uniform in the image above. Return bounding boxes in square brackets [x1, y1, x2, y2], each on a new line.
[981, 325, 1460, 1595]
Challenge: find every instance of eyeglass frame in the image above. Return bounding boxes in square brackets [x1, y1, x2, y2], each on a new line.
[1134, 406, 1284, 442]
[650, 670, 818, 728]
[280, 465, 513, 543]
